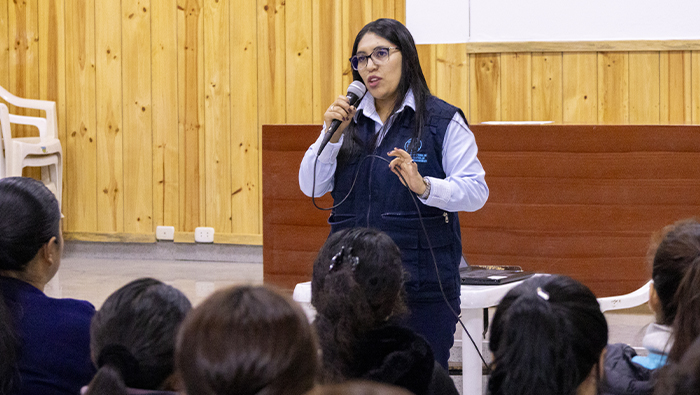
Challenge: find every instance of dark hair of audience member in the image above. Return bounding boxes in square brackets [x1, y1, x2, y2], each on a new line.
[0, 177, 61, 394]
[650, 218, 700, 362]
[176, 285, 317, 395]
[654, 336, 700, 395]
[311, 227, 406, 382]
[487, 275, 608, 395]
[84, 278, 192, 395]
[310, 380, 413, 395]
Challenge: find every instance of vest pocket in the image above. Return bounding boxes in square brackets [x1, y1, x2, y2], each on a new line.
[327, 214, 356, 233]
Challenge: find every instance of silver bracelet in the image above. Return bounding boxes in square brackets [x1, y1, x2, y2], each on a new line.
[419, 177, 431, 199]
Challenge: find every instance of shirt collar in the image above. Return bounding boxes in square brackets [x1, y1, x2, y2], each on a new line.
[355, 88, 415, 125]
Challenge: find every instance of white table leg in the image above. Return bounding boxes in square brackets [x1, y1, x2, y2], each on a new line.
[461, 307, 484, 395]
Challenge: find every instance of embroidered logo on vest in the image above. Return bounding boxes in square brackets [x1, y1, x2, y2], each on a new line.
[404, 138, 427, 163]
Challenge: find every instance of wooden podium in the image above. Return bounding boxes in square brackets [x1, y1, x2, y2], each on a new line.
[262, 124, 700, 297]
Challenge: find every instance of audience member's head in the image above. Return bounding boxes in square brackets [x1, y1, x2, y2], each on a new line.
[311, 227, 406, 381]
[0, 177, 62, 393]
[648, 218, 700, 362]
[84, 278, 191, 395]
[487, 275, 608, 395]
[654, 336, 700, 395]
[176, 285, 317, 395]
[308, 380, 413, 395]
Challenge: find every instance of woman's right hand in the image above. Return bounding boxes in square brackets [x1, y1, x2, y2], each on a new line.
[323, 95, 357, 144]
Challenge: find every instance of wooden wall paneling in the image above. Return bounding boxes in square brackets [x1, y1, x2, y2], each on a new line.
[231, 0, 261, 235]
[0, 1, 8, 86]
[597, 52, 629, 124]
[469, 53, 501, 123]
[435, 44, 468, 114]
[285, 0, 312, 123]
[312, 0, 342, 121]
[694, 51, 700, 124]
[152, 0, 180, 229]
[258, 0, 286, 124]
[178, 0, 204, 231]
[417, 44, 436, 92]
[122, 0, 153, 233]
[372, 0, 395, 19]
[501, 52, 531, 121]
[9, 0, 39, 121]
[95, 0, 124, 232]
[394, 0, 406, 24]
[65, 0, 97, 231]
[629, 52, 660, 124]
[660, 51, 692, 124]
[203, 0, 232, 232]
[531, 52, 563, 123]
[342, 0, 372, 89]
[562, 52, 597, 124]
[38, 0, 66, 193]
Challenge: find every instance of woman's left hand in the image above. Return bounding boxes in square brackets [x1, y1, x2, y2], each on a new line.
[387, 148, 427, 195]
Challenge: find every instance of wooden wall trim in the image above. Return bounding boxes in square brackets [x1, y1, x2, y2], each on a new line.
[466, 39, 700, 53]
[64, 231, 262, 245]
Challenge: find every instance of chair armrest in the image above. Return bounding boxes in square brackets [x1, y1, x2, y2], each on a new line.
[0, 85, 58, 139]
[597, 280, 652, 312]
[8, 114, 48, 138]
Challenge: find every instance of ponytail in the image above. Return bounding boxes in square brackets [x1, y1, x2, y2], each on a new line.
[668, 256, 700, 362]
[84, 364, 128, 395]
[488, 276, 608, 395]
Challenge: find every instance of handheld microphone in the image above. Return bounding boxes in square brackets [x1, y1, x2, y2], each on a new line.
[317, 81, 366, 156]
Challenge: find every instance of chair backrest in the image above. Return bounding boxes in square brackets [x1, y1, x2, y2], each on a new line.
[0, 85, 58, 140]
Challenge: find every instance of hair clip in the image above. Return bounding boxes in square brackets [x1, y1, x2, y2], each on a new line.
[329, 246, 346, 272]
[536, 287, 550, 301]
[328, 245, 360, 272]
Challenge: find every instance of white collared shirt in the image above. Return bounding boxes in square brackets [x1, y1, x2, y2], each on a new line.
[298, 90, 489, 213]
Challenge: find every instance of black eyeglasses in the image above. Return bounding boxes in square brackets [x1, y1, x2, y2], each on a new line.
[349, 47, 400, 71]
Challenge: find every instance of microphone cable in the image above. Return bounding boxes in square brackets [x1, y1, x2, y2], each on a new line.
[309, 151, 492, 373]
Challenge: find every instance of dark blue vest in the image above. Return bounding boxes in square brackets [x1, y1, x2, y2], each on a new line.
[329, 96, 463, 302]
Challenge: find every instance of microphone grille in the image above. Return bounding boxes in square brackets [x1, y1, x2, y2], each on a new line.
[347, 81, 366, 98]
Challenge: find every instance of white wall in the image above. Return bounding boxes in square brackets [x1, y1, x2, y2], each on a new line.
[407, 0, 700, 44]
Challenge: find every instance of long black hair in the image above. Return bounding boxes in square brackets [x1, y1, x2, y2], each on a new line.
[0, 177, 61, 394]
[311, 227, 407, 382]
[339, 18, 431, 165]
[649, 218, 700, 362]
[487, 275, 608, 395]
[85, 278, 192, 395]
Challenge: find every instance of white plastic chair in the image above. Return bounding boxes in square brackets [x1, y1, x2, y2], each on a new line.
[0, 86, 62, 207]
[597, 280, 652, 313]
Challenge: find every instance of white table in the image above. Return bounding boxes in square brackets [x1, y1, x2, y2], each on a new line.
[292, 280, 528, 395]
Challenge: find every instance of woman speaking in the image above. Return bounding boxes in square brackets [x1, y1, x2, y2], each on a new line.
[299, 18, 488, 369]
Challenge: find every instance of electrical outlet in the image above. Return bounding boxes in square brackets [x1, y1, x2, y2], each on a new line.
[156, 226, 175, 241]
[194, 227, 215, 243]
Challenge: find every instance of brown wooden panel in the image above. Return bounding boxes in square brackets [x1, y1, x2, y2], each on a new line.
[471, 124, 700, 152]
[95, 0, 124, 232]
[152, 0, 180, 229]
[532, 52, 563, 123]
[469, 53, 500, 123]
[264, 124, 700, 295]
[501, 53, 531, 121]
[563, 52, 597, 124]
[629, 52, 660, 125]
[485, 177, 700, 206]
[416, 44, 436, 92]
[0, 1, 8, 86]
[694, 51, 700, 124]
[312, 0, 343, 122]
[598, 52, 629, 124]
[660, 51, 692, 125]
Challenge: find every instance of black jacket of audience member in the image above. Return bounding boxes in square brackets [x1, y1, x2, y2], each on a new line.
[349, 325, 459, 395]
[599, 343, 656, 395]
